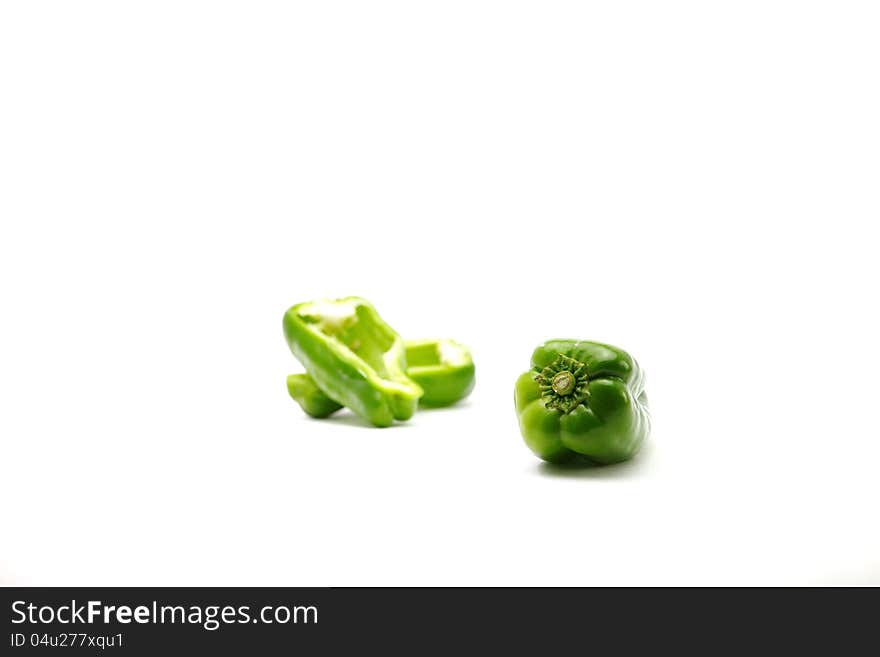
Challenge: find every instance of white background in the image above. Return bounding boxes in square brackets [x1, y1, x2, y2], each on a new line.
[2, 2, 878, 586]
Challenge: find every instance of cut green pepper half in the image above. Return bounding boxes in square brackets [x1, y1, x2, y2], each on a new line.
[287, 338, 475, 418]
[285, 373, 345, 419]
[282, 297, 423, 427]
[400, 339, 475, 408]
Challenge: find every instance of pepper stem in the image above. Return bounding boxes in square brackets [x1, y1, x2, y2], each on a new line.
[551, 371, 575, 396]
[534, 354, 591, 414]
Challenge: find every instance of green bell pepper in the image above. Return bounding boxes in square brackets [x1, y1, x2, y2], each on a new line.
[514, 339, 650, 464]
[400, 339, 475, 408]
[286, 338, 475, 417]
[285, 373, 344, 419]
[286, 373, 343, 418]
[283, 297, 423, 427]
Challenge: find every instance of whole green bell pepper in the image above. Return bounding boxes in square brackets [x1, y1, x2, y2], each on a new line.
[286, 338, 475, 417]
[283, 297, 423, 427]
[514, 339, 650, 464]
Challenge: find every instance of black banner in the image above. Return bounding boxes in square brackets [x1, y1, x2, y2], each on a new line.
[1, 587, 875, 653]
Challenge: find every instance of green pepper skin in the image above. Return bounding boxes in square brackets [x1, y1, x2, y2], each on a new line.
[514, 340, 650, 464]
[286, 373, 343, 418]
[283, 297, 423, 427]
[286, 339, 475, 416]
[401, 339, 475, 407]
